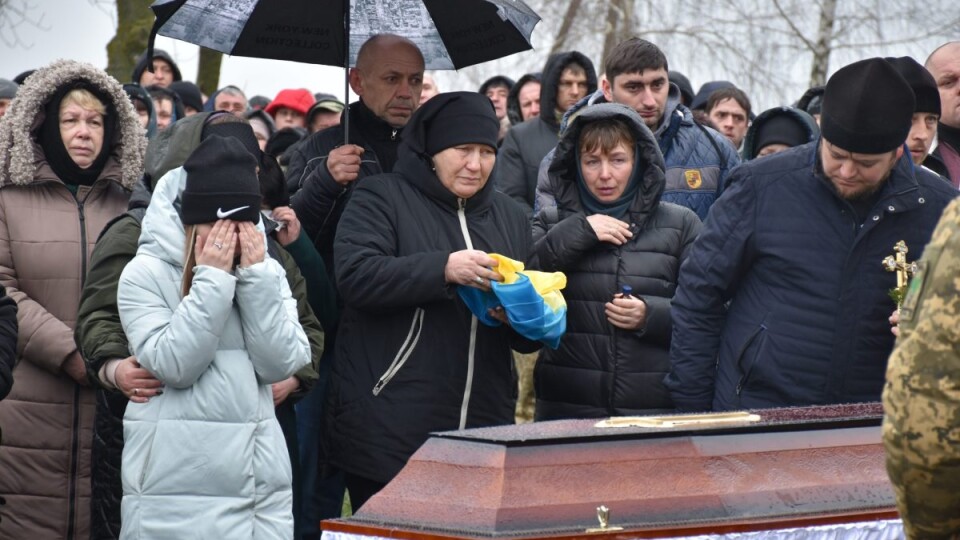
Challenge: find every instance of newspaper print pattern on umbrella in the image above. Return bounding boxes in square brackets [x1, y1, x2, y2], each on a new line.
[150, 0, 540, 70]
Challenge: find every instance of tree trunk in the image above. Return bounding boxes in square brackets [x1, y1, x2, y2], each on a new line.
[600, 1, 619, 70]
[600, 0, 633, 71]
[196, 48, 223, 96]
[106, 0, 155, 83]
[808, 0, 837, 88]
[550, 0, 583, 55]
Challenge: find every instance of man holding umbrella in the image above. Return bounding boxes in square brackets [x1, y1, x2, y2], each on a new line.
[287, 34, 424, 198]
[286, 32, 424, 528]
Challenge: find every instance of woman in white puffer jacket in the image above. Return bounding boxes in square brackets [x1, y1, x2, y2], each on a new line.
[117, 135, 310, 539]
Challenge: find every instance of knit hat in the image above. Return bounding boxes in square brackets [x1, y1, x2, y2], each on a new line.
[419, 92, 499, 156]
[754, 113, 810, 154]
[821, 58, 915, 154]
[885, 56, 940, 116]
[264, 88, 315, 117]
[200, 113, 261, 160]
[248, 95, 270, 110]
[691, 80, 735, 111]
[169, 81, 203, 113]
[669, 71, 694, 106]
[265, 127, 307, 160]
[796, 86, 824, 116]
[181, 135, 262, 225]
[0, 79, 17, 100]
[13, 70, 34, 86]
[478, 75, 515, 95]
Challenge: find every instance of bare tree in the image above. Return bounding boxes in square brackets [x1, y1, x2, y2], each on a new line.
[550, 0, 584, 55]
[439, 0, 960, 112]
[0, 0, 47, 49]
[196, 47, 222, 95]
[105, 0, 154, 82]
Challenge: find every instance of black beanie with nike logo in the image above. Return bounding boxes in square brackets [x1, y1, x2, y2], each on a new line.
[181, 135, 263, 225]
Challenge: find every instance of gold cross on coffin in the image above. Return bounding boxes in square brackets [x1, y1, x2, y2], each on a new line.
[883, 240, 918, 308]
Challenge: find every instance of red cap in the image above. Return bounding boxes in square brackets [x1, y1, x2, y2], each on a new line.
[265, 88, 315, 117]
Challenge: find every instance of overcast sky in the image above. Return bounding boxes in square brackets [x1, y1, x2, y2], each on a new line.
[3, 2, 950, 111]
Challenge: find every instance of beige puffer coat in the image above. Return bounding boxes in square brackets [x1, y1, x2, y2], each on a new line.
[0, 60, 146, 540]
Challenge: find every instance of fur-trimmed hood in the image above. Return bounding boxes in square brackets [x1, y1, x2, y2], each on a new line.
[0, 59, 146, 189]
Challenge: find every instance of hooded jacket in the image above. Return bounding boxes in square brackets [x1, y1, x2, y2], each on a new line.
[741, 106, 819, 161]
[531, 104, 701, 419]
[123, 83, 158, 138]
[76, 112, 325, 539]
[495, 52, 597, 214]
[130, 49, 182, 86]
[666, 141, 958, 412]
[507, 72, 541, 126]
[0, 59, 146, 540]
[536, 84, 741, 222]
[117, 167, 310, 539]
[326, 94, 538, 485]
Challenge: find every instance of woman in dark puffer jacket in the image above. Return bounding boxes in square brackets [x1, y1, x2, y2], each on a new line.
[531, 103, 701, 420]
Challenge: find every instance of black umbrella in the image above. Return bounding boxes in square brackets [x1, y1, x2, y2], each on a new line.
[147, 0, 541, 140]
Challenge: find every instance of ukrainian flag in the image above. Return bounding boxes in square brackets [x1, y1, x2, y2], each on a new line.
[458, 254, 567, 349]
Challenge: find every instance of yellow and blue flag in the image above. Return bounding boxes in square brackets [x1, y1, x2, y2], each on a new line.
[458, 254, 567, 349]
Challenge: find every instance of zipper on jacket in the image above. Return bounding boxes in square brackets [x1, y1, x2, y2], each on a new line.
[391, 128, 398, 141]
[457, 198, 478, 430]
[607, 246, 625, 412]
[75, 197, 89, 286]
[372, 308, 425, 395]
[66, 194, 88, 540]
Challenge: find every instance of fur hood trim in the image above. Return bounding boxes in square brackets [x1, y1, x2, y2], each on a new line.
[0, 59, 146, 189]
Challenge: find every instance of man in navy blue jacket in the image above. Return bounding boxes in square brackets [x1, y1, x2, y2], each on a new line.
[666, 58, 958, 412]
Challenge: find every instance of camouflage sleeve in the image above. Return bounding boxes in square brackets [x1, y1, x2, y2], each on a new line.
[883, 197, 960, 539]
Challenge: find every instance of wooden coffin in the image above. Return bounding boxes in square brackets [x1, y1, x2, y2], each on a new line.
[323, 403, 896, 539]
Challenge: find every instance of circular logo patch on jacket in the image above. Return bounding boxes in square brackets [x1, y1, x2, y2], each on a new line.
[684, 169, 702, 189]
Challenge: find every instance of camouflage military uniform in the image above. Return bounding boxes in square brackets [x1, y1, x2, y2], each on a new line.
[883, 197, 960, 539]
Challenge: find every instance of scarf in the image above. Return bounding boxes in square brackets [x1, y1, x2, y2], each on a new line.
[39, 82, 116, 187]
[576, 146, 643, 219]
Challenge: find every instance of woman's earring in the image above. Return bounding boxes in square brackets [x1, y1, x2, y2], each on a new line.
[431, 162, 436, 172]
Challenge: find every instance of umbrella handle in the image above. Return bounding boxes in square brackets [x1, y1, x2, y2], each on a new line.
[343, 0, 350, 145]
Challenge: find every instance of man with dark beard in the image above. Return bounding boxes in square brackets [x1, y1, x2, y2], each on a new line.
[666, 58, 958, 413]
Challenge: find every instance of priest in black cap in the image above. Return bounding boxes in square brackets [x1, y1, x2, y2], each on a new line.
[665, 58, 958, 413]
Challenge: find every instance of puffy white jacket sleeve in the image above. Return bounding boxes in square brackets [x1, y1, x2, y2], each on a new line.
[118, 261, 236, 389]
[235, 258, 310, 384]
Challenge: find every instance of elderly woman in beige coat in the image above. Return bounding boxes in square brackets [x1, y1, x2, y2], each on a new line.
[0, 60, 146, 538]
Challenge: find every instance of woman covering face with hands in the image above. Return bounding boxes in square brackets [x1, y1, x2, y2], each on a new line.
[327, 92, 540, 509]
[116, 135, 310, 539]
[529, 104, 702, 421]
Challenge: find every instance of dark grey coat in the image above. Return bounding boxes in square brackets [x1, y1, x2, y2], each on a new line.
[531, 104, 701, 419]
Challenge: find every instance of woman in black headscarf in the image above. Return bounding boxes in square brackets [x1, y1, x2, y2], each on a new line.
[327, 92, 539, 508]
[0, 59, 146, 539]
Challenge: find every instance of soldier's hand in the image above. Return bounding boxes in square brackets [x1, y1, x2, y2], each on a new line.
[889, 309, 900, 337]
[326, 144, 365, 185]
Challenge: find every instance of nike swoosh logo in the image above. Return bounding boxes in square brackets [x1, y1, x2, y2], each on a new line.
[216, 206, 250, 219]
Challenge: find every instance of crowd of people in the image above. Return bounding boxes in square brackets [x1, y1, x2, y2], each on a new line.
[0, 29, 957, 540]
